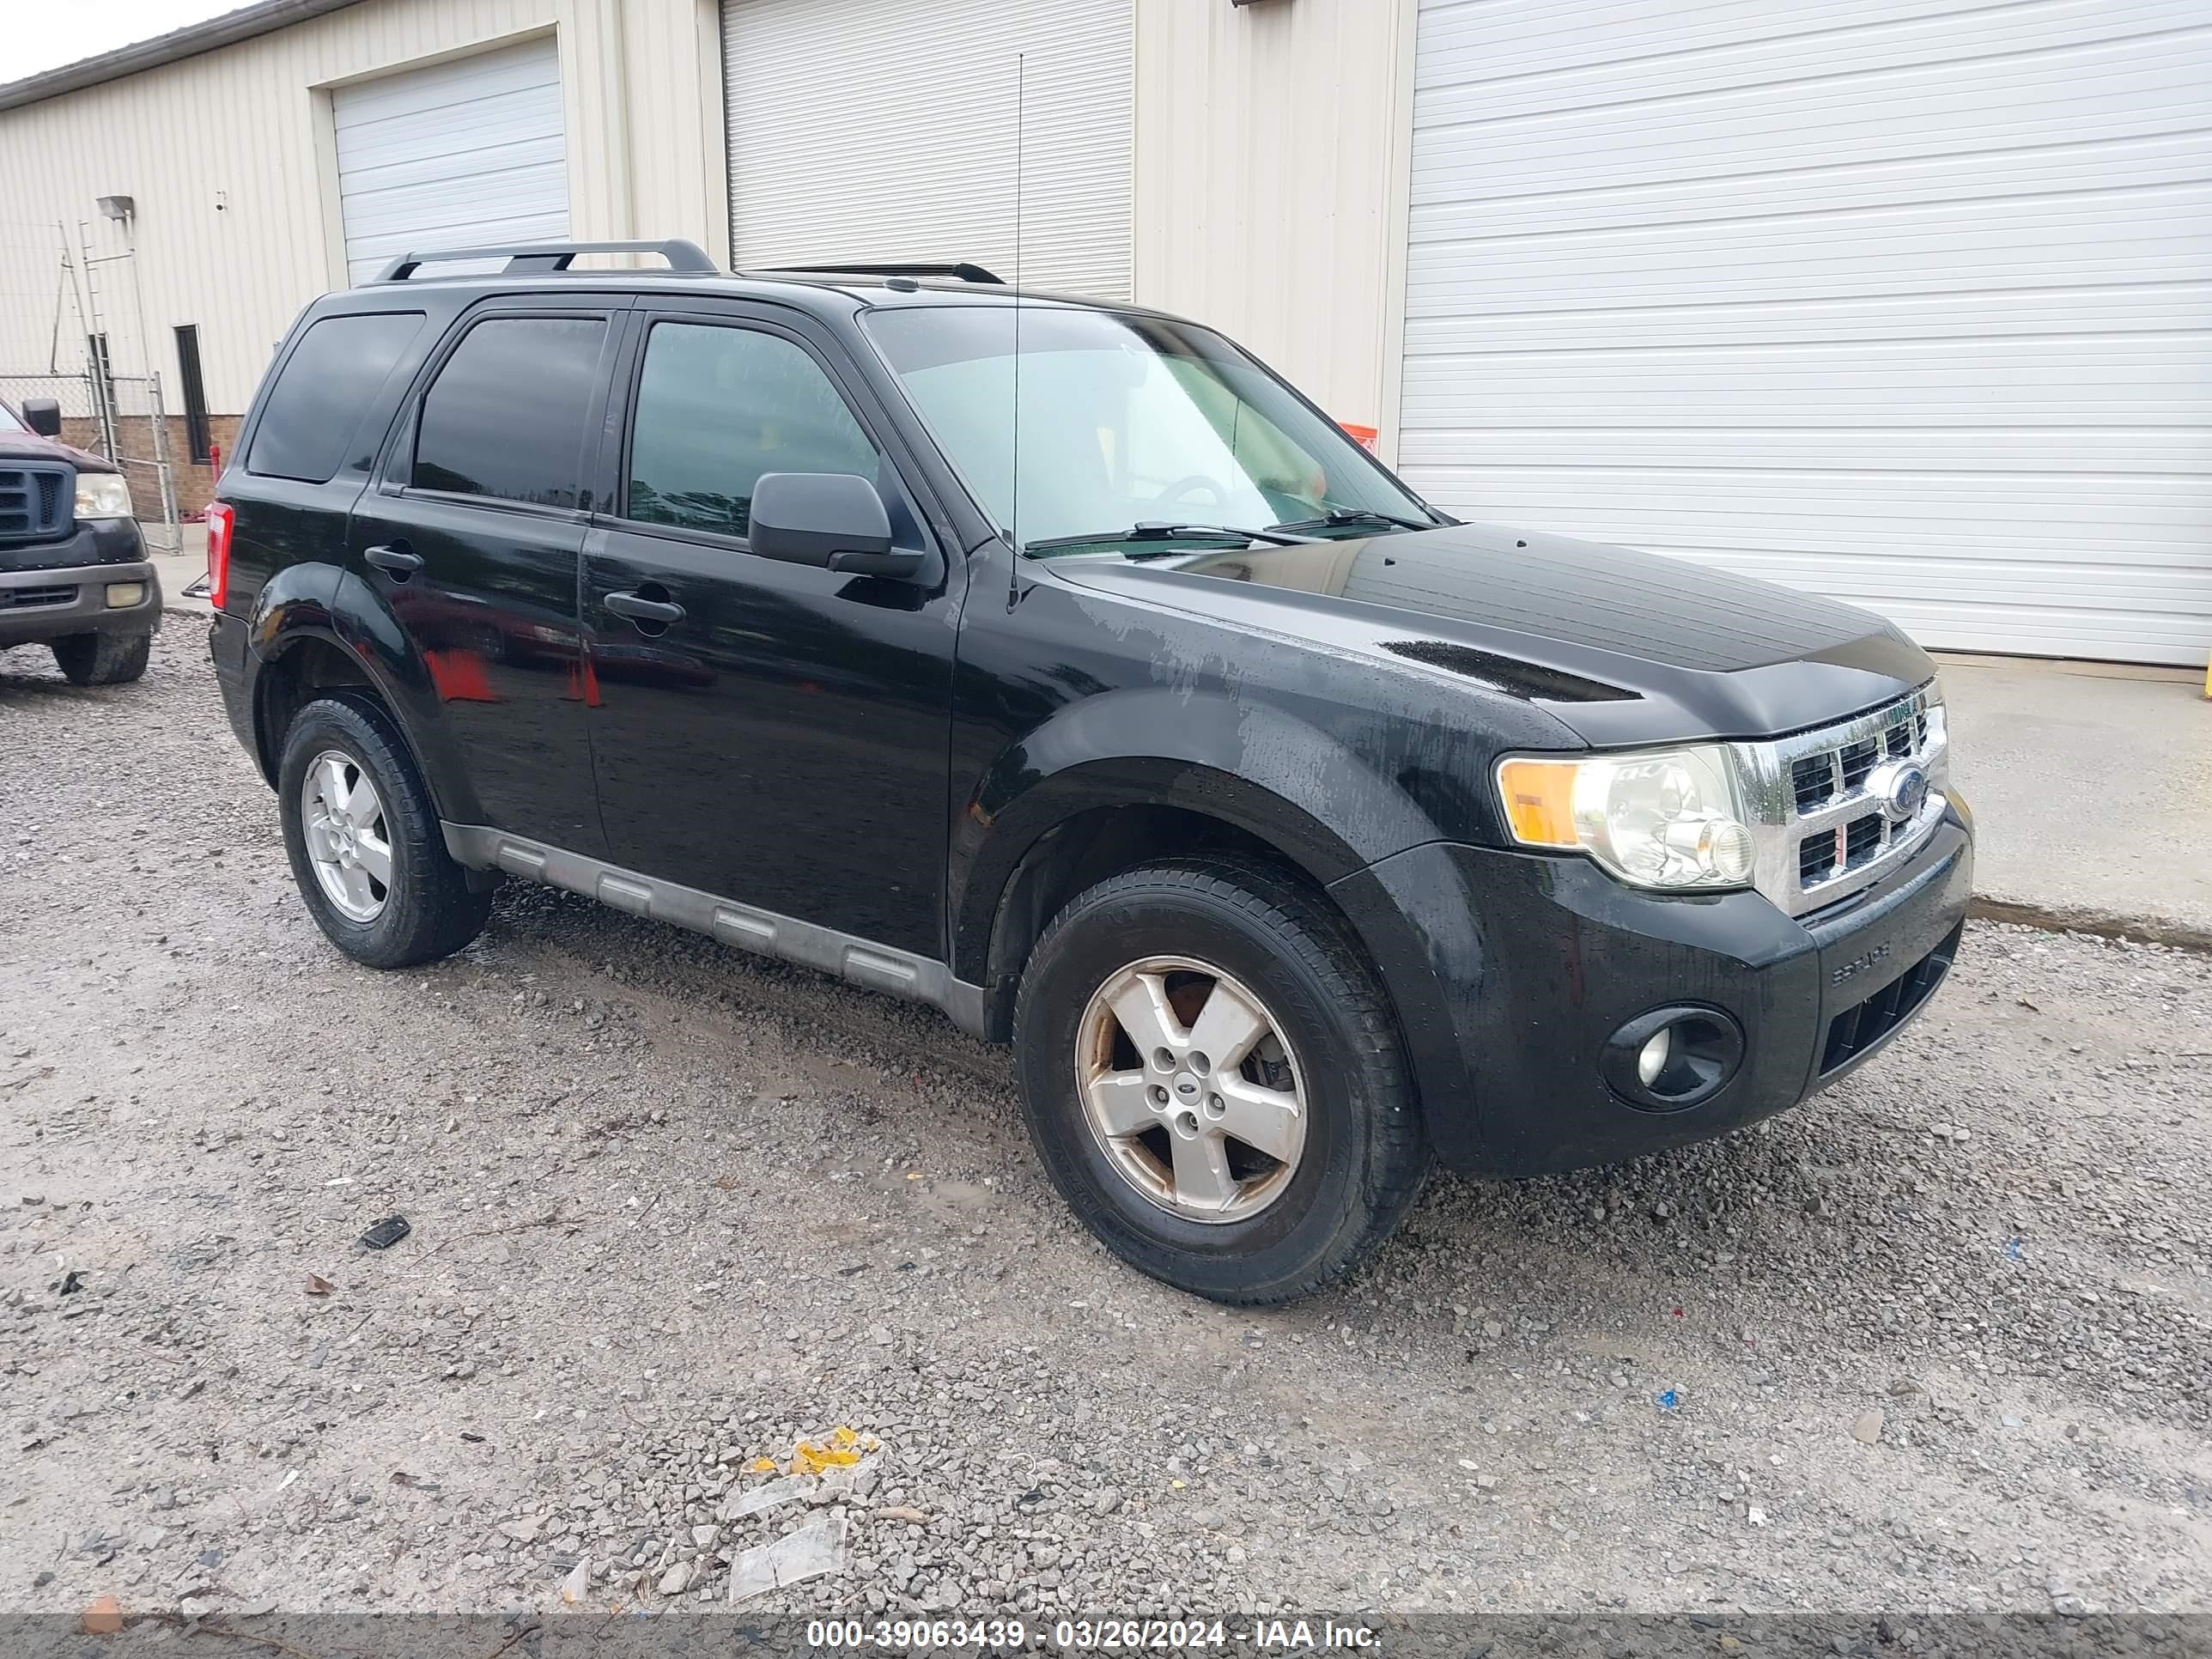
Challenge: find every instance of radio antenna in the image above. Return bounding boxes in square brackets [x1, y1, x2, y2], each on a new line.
[1006, 51, 1025, 609]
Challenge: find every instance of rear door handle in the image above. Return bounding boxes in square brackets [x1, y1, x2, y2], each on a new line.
[364, 543, 422, 579]
[604, 590, 685, 626]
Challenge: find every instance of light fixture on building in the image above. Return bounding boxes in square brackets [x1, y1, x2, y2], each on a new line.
[97, 194, 136, 222]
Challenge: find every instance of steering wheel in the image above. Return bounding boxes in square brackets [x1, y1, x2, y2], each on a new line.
[1158, 474, 1228, 510]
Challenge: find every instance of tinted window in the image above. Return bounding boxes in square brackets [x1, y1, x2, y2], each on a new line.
[246, 311, 425, 483]
[625, 323, 878, 539]
[414, 316, 606, 508]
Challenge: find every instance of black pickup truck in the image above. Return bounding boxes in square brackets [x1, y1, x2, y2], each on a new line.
[0, 398, 160, 684]
[208, 240, 1972, 1304]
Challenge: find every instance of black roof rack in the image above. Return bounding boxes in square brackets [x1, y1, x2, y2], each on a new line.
[775, 262, 1005, 286]
[370, 240, 719, 283]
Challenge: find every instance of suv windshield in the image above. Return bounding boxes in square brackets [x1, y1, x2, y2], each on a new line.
[0, 405, 23, 434]
[862, 306, 1437, 556]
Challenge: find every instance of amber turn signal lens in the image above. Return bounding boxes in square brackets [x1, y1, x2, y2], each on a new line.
[1496, 757, 1580, 848]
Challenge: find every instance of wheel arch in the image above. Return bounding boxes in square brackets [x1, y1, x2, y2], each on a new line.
[247, 567, 477, 825]
[951, 689, 1447, 1044]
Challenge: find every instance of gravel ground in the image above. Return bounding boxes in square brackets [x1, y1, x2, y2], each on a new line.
[3, 629, 2209, 1625]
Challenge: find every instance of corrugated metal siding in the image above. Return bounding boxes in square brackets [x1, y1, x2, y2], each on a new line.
[1128, 0, 1413, 436]
[720, 0, 1133, 299]
[332, 39, 568, 283]
[0, 0, 726, 415]
[1400, 0, 2212, 666]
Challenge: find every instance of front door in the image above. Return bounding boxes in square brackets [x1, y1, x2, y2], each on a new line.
[349, 305, 622, 855]
[581, 307, 963, 958]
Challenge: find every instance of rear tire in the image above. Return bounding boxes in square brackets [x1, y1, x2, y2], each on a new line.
[1013, 855, 1429, 1304]
[277, 695, 491, 969]
[52, 630, 150, 686]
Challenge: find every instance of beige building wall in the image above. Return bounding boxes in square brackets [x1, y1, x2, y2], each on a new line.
[1130, 0, 1416, 459]
[0, 0, 728, 418]
[4, 0, 1417, 454]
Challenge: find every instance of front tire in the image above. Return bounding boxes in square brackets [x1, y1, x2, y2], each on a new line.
[277, 695, 491, 969]
[52, 630, 150, 685]
[1013, 856, 1429, 1304]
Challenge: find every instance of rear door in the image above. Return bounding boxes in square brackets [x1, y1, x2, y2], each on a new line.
[580, 301, 963, 958]
[349, 299, 625, 854]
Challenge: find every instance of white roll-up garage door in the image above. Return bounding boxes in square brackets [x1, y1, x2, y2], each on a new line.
[1399, 0, 2212, 665]
[721, 0, 1133, 300]
[331, 39, 569, 286]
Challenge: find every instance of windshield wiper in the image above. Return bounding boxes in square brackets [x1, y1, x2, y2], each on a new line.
[1266, 507, 1441, 534]
[1024, 521, 1322, 555]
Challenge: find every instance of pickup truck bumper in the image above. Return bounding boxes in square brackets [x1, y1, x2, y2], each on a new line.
[0, 557, 162, 647]
[1328, 796, 1973, 1177]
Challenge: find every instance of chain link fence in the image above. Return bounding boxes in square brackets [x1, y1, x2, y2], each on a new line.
[0, 369, 181, 550]
[0, 221, 182, 550]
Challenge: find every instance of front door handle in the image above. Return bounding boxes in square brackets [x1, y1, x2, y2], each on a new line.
[604, 590, 685, 627]
[364, 543, 422, 579]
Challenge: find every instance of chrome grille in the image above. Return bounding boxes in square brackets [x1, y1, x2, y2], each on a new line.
[1730, 684, 1948, 917]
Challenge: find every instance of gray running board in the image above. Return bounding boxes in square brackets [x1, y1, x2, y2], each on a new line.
[441, 823, 989, 1038]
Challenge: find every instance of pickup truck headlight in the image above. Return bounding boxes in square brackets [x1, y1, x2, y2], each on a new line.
[74, 471, 133, 520]
[1496, 744, 1755, 891]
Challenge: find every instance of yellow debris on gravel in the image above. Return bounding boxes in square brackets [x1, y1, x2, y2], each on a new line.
[745, 1425, 880, 1478]
[790, 1425, 878, 1475]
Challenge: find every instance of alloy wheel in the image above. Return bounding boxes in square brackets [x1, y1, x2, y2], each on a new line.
[1073, 956, 1308, 1223]
[301, 749, 392, 922]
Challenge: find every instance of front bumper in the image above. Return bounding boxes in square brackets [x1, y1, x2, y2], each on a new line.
[1328, 799, 1972, 1177]
[0, 556, 162, 646]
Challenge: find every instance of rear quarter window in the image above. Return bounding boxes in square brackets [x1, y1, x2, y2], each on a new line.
[245, 311, 427, 483]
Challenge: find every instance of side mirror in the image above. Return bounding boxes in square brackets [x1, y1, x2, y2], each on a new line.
[21, 398, 63, 439]
[748, 471, 924, 580]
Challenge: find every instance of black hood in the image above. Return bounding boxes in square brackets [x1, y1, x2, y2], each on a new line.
[1044, 520, 1938, 746]
[0, 431, 106, 471]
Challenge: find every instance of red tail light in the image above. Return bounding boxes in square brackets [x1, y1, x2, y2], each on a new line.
[205, 501, 234, 611]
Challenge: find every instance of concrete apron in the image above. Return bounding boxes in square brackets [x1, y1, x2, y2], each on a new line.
[1938, 652, 2212, 950]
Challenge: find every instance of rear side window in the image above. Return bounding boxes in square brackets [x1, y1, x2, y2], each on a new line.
[246, 311, 425, 483]
[412, 316, 606, 509]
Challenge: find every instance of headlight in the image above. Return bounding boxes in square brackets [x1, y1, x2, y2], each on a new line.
[1496, 744, 1755, 891]
[74, 472, 133, 520]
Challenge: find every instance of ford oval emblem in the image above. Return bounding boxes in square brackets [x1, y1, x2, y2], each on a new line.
[1869, 759, 1929, 823]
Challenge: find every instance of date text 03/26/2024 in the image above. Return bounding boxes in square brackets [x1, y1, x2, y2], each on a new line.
[806, 1619, 1383, 1650]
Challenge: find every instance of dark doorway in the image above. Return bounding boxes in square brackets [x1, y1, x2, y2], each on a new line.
[174, 325, 211, 463]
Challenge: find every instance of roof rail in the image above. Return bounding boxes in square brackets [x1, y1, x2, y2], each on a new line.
[370, 240, 719, 283]
[775, 262, 1006, 286]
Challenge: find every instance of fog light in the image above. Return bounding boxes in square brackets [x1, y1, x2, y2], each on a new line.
[105, 581, 146, 608]
[1602, 1006, 1746, 1112]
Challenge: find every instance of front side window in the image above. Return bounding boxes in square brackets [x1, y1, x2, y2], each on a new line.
[623, 322, 879, 540]
[247, 311, 425, 483]
[861, 306, 1434, 555]
[413, 316, 606, 508]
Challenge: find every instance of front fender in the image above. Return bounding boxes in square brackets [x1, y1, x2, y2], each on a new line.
[947, 685, 1445, 982]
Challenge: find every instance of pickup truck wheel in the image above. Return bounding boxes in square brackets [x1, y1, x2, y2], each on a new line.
[276, 696, 491, 969]
[1014, 857, 1428, 1304]
[51, 630, 150, 686]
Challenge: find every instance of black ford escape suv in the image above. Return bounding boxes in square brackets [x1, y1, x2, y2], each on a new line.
[1, 397, 160, 684]
[209, 240, 1971, 1303]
